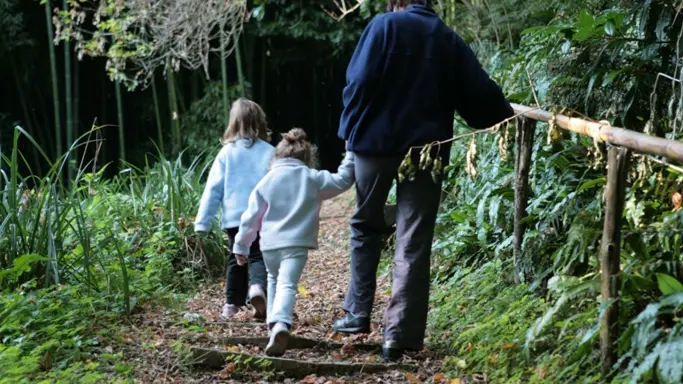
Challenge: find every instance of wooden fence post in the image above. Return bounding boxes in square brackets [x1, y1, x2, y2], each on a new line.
[513, 117, 536, 284]
[600, 146, 630, 377]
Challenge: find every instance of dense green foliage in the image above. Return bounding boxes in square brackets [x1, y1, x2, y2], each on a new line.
[422, 1, 683, 382]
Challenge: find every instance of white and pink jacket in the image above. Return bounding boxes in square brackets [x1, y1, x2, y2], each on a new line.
[233, 152, 355, 255]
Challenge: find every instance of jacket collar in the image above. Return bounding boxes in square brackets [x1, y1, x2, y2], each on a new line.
[271, 158, 308, 169]
[407, 4, 436, 16]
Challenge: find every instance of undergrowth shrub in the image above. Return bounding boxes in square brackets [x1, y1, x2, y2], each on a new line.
[0, 284, 130, 383]
[428, 105, 682, 382]
[0, 127, 229, 380]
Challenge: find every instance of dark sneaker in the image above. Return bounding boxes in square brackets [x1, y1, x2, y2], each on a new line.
[382, 340, 404, 362]
[333, 313, 370, 334]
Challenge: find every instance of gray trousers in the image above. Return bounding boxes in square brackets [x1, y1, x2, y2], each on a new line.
[343, 149, 448, 350]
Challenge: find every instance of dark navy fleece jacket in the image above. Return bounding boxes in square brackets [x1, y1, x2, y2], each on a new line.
[338, 5, 514, 155]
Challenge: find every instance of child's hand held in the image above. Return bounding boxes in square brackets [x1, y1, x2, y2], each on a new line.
[235, 254, 248, 266]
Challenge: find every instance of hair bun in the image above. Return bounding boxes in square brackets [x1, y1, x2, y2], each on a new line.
[283, 128, 308, 143]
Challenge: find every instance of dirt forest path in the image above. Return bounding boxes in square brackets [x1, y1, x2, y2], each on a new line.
[127, 191, 448, 383]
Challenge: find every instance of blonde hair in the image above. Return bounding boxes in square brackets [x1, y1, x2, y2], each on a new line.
[274, 128, 318, 167]
[221, 98, 270, 147]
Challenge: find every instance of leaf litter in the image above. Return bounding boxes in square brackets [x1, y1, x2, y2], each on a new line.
[120, 191, 458, 383]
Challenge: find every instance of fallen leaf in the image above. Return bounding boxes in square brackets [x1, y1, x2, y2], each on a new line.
[340, 343, 355, 356]
[405, 372, 421, 383]
[367, 355, 377, 362]
[433, 373, 446, 383]
[298, 285, 309, 296]
[501, 343, 517, 350]
[39, 351, 52, 370]
[673, 192, 682, 210]
[488, 354, 499, 363]
[219, 363, 235, 379]
[226, 346, 240, 353]
[536, 365, 549, 379]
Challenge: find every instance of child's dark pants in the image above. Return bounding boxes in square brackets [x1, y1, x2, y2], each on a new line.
[224, 228, 267, 306]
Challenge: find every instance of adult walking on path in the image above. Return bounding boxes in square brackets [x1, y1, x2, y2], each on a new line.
[333, 0, 514, 361]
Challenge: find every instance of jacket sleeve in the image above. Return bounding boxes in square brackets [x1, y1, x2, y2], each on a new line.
[317, 152, 356, 200]
[452, 33, 514, 129]
[193, 152, 225, 232]
[233, 188, 268, 256]
[338, 17, 387, 141]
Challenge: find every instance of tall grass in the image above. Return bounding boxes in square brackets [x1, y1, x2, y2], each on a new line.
[0, 125, 223, 310]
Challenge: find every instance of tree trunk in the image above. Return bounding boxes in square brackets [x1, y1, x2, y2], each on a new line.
[44, 0, 62, 163]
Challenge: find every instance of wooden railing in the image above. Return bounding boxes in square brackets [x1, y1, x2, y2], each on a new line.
[510, 103, 683, 376]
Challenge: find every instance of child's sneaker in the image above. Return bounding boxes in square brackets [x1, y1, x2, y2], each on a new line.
[221, 304, 239, 319]
[248, 285, 267, 320]
[265, 322, 290, 357]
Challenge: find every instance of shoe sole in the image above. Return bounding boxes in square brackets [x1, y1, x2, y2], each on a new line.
[334, 326, 370, 334]
[265, 330, 289, 357]
[250, 296, 266, 320]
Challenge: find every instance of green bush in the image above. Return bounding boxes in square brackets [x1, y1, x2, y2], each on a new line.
[0, 126, 230, 380]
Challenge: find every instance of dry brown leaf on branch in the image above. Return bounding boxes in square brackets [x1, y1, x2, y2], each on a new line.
[466, 137, 478, 179]
[672, 192, 682, 211]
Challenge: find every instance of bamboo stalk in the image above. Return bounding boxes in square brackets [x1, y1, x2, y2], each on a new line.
[513, 117, 536, 283]
[167, 67, 181, 153]
[511, 103, 683, 161]
[114, 81, 126, 165]
[74, 53, 80, 147]
[599, 146, 630, 377]
[63, 0, 74, 183]
[260, 41, 267, 108]
[151, 77, 165, 154]
[44, 0, 63, 163]
[235, 35, 247, 97]
[10, 55, 43, 174]
[220, 27, 230, 125]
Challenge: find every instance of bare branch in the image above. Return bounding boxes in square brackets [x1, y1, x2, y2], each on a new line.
[322, 0, 363, 22]
[55, 0, 248, 89]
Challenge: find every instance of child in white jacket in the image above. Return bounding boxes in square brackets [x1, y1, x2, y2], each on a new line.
[233, 128, 355, 357]
[194, 98, 275, 320]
